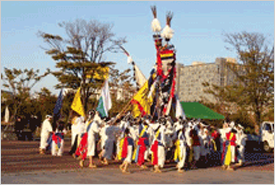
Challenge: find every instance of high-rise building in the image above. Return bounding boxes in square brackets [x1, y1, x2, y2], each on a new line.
[176, 57, 239, 103]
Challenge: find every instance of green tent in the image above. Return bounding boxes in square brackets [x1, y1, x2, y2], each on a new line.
[180, 102, 225, 120]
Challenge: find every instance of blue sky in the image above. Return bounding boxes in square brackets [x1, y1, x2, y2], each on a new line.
[1, 1, 274, 95]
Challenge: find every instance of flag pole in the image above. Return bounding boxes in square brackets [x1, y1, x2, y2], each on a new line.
[115, 79, 148, 121]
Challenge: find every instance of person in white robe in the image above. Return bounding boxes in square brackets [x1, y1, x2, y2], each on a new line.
[144, 117, 154, 162]
[101, 119, 121, 165]
[164, 116, 174, 162]
[150, 118, 166, 173]
[236, 124, 247, 166]
[39, 115, 53, 154]
[69, 113, 85, 157]
[119, 128, 134, 173]
[172, 123, 187, 172]
[116, 116, 131, 160]
[85, 111, 101, 168]
[200, 128, 211, 164]
[51, 121, 67, 156]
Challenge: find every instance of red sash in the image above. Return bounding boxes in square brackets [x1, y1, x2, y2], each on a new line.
[75, 133, 88, 160]
[151, 140, 159, 165]
[137, 137, 147, 166]
[121, 136, 129, 159]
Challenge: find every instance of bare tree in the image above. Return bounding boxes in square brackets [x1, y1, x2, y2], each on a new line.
[38, 19, 127, 112]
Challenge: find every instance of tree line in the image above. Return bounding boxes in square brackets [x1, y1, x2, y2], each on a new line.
[2, 19, 274, 134]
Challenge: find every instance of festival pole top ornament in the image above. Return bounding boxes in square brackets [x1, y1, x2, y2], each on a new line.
[150, 6, 177, 117]
[161, 11, 174, 42]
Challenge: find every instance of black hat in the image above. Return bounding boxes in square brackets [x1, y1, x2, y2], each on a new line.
[88, 110, 95, 116]
[159, 117, 167, 125]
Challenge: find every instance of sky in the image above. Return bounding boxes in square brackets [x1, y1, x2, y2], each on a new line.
[1, 1, 274, 95]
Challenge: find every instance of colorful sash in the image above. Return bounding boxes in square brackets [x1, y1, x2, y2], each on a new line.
[151, 128, 161, 165]
[75, 133, 88, 160]
[211, 139, 217, 152]
[174, 132, 185, 162]
[74, 120, 93, 160]
[174, 140, 181, 162]
[121, 136, 130, 159]
[52, 133, 64, 151]
[117, 138, 125, 160]
[223, 132, 234, 166]
[132, 125, 148, 161]
[188, 138, 194, 163]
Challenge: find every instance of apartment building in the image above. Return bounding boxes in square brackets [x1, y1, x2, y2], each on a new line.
[176, 57, 238, 103]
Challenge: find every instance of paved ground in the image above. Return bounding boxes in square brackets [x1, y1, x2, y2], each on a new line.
[1, 140, 274, 184]
[2, 168, 274, 184]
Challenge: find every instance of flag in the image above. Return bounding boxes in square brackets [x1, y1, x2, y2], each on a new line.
[133, 64, 147, 89]
[53, 89, 64, 128]
[96, 79, 112, 118]
[119, 45, 147, 89]
[4, 106, 9, 123]
[71, 87, 85, 117]
[131, 80, 154, 117]
[175, 95, 186, 120]
[53, 89, 64, 119]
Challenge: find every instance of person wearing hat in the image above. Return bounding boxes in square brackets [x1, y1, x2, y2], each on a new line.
[164, 116, 174, 163]
[236, 124, 247, 167]
[184, 120, 193, 169]
[189, 128, 201, 169]
[200, 128, 211, 165]
[210, 127, 221, 160]
[51, 120, 67, 156]
[98, 117, 109, 164]
[173, 117, 183, 131]
[219, 121, 231, 154]
[119, 128, 134, 173]
[77, 111, 101, 168]
[39, 115, 53, 154]
[69, 111, 84, 158]
[172, 124, 187, 172]
[116, 115, 134, 161]
[221, 128, 237, 171]
[144, 116, 154, 162]
[150, 117, 166, 173]
[100, 118, 121, 165]
[132, 118, 150, 169]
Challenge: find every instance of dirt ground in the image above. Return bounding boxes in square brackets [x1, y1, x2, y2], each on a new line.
[1, 140, 274, 174]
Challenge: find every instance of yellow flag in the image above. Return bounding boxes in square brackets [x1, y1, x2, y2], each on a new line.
[71, 87, 85, 117]
[86, 66, 109, 80]
[131, 80, 154, 117]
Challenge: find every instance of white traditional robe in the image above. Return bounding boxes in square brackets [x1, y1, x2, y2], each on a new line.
[51, 128, 67, 156]
[236, 129, 247, 163]
[200, 130, 210, 157]
[185, 125, 192, 148]
[74, 116, 85, 147]
[40, 118, 53, 149]
[219, 127, 231, 153]
[116, 120, 130, 157]
[164, 121, 174, 148]
[144, 123, 154, 160]
[151, 123, 166, 168]
[87, 120, 100, 157]
[175, 130, 187, 168]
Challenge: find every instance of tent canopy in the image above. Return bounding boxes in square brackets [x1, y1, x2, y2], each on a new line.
[180, 102, 225, 120]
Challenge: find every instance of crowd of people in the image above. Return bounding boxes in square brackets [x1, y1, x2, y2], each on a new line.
[38, 110, 247, 173]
